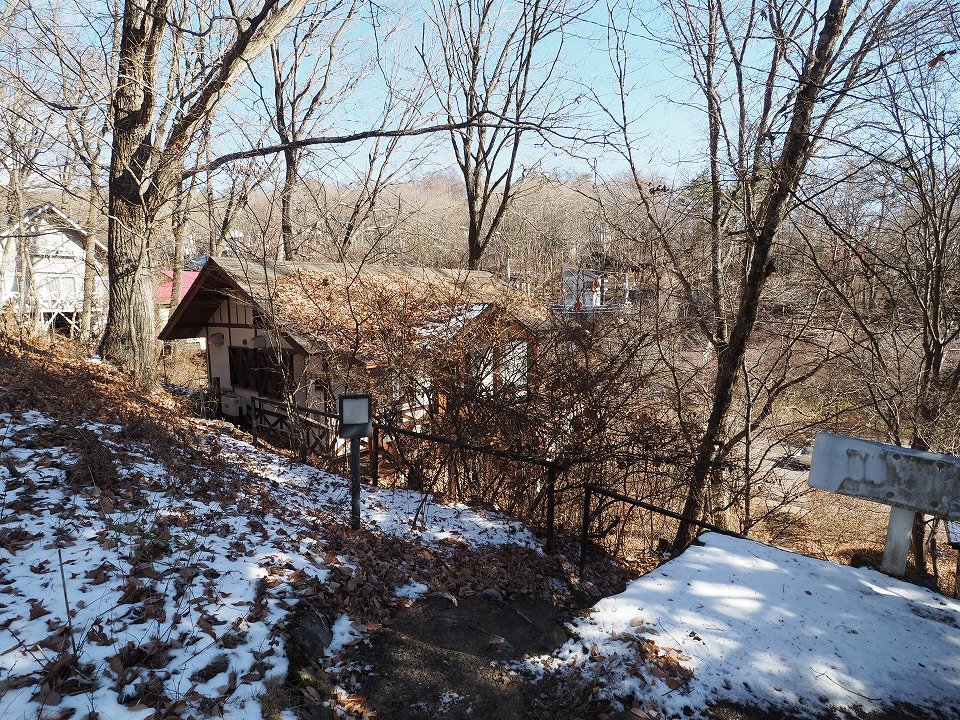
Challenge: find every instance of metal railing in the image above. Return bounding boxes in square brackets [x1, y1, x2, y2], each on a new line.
[370, 421, 562, 552]
[216, 391, 741, 566]
[578, 483, 744, 573]
[234, 394, 563, 552]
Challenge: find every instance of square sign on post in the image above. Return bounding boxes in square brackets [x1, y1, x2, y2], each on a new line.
[338, 394, 372, 531]
[809, 432, 960, 576]
[338, 394, 372, 439]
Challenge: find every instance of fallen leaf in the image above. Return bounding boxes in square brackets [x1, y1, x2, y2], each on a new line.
[29, 600, 50, 620]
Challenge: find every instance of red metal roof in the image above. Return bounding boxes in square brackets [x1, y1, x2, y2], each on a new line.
[155, 270, 201, 306]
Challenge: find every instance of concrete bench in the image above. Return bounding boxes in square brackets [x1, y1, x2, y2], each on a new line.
[810, 432, 960, 576]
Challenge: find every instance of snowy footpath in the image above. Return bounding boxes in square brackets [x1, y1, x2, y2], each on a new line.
[540, 532, 960, 718]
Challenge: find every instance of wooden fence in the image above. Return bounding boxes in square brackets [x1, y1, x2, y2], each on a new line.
[250, 397, 337, 458]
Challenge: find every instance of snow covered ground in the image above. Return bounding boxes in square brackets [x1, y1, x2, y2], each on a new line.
[4, 402, 960, 720]
[542, 533, 960, 719]
[0, 410, 537, 720]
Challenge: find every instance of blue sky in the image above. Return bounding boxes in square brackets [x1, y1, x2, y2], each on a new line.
[551, 1, 709, 180]
[222, 0, 713, 187]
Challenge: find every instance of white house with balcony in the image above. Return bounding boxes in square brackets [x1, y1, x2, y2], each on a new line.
[0, 204, 107, 331]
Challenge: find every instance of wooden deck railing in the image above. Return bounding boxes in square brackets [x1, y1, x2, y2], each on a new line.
[250, 397, 337, 458]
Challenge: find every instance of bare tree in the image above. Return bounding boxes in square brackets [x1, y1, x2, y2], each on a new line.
[271, 39, 434, 262]
[56, 35, 116, 340]
[261, 0, 358, 259]
[9, 0, 494, 385]
[0, 0, 121, 339]
[803, 32, 960, 572]
[98, 0, 323, 385]
[602, 0, 913, 549]
[424, 0, 587, 269]
[670, 0, 918, 550]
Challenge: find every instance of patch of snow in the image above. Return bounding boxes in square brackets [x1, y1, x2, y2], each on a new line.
[211, 432, 541, 549]
[438, 690, 468, 712]
[326, 614, 359, 657]
[417, 303, 490, 341]
[394, 580, 429, 600]
[541, 533, 960, 718]
[0, 409, 540, 720]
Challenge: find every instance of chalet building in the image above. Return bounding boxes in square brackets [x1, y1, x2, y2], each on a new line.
[0, 204, 106, 331]
[159, 257, 540, 452]
[550, 253, 649, 316]
[547, 256, 714, 369]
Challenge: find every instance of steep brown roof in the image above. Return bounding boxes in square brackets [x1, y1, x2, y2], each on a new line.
[158, 258, 543, 357]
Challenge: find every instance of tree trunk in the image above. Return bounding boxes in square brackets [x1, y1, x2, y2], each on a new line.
[171, 265, 182, 310]
[99, 198, 157, 385]
[468, 241, 483, 270]
[7, 175, 37, 328]
[0, 202, 15, 301]
[910, 432, 933, 573]
[281, 147, 296, 260]
[170, 174, 191, 309]
[911, 513, 927, 574]
[672, 0, 850, 552]
[171, 222, 185, 309]
[81, 172, 100, 342]
[742, 359, 752, 535]
[467, 213, 483, 270]
[80, 236, 98, 341]
[98, 0, 168, 386]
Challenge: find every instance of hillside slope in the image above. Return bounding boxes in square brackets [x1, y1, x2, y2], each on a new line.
[0, 342, 609, 720]
[1, 341, 959, 720]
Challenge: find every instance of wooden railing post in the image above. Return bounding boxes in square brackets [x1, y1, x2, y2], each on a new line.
[212, 377, 222, 420]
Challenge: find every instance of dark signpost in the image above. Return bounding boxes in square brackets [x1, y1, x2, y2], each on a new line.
[338, 394, 373, 531]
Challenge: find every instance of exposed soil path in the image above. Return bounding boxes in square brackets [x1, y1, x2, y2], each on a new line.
[351, 591, 607, 720]
[345, 581, 955, 720]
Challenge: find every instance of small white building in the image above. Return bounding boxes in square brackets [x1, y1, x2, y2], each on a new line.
[0, 204, 107, 331]
[552, 266, 636, 314]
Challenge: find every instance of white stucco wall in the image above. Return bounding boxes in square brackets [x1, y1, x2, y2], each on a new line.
[205, 297, 312, 412]
[0, 236, 15, 303]
[0, 215, 106, 313]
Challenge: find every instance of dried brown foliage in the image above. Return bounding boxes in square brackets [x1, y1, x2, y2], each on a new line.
[272, 266, 539, 359]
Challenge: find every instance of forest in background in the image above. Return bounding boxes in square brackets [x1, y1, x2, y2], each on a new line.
[0, 0, 958, 579]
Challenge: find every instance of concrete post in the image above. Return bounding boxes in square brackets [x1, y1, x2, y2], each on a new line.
[880, 507, 915, 576]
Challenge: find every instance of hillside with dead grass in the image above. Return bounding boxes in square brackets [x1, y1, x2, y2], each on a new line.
[0, 336, 630, 720]
[1, 335, 958, 720]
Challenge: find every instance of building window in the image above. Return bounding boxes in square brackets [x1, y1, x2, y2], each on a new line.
[42, 275, 79, 306]
[228, 347, 294, 399]
[474, 348, 495, 393]
[500, 341, 529, 393]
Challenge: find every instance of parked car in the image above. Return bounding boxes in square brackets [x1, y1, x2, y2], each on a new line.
[792, 440, 815, 469]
